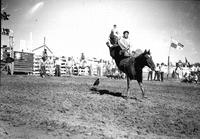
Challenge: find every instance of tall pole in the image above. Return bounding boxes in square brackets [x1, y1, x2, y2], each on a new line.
[30, 32, 33, 50]
[167, 36, 172, 79]
[44, 37, 46, 50]
[9, 30, 14, 75]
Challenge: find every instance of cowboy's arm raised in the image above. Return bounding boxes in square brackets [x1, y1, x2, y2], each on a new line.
[111, 29, 119, 38]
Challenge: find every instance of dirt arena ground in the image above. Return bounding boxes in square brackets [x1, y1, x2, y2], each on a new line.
[0, 74, 200, 139]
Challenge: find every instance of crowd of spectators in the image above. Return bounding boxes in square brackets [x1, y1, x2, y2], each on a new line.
[172, 63, 200, 84]
[146, 61, 200, 83]
[36, 55, 200, 84]
[1, 46, 200, 84]
[147, 61, 200, 84]
[147, 63, 166, 82]
[39, 55, 124, 79]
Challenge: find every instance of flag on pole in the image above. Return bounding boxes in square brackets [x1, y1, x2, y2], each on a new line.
[170, 39, 184, 50]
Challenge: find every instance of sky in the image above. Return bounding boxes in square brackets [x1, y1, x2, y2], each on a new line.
[1, 0, 200, 64]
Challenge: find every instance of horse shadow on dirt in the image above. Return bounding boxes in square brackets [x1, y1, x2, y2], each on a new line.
[90, 87, 139, 101]
[90, 87, 122, 97]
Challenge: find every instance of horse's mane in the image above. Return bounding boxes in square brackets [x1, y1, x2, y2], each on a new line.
[135, 52, 144, 60]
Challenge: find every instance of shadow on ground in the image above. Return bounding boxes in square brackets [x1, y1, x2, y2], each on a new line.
[90, 87, 122, 97]
[90, 87, 140, 101]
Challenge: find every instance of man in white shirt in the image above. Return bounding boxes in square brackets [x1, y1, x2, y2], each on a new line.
[66, 57, 74, 76]
[160, 63, 165, 82]
[154, 63, 160, 81]
[118, 31, 131, 57]
[147, 68, 153, 81]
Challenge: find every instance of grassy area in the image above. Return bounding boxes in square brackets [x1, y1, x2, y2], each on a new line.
[0, 75, 200, 139]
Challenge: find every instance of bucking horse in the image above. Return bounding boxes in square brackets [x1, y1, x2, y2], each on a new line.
[107, 44, 155, 99]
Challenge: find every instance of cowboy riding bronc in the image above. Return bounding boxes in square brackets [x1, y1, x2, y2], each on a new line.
[106, 25, 132, 58]
[106, 25, 155, 99]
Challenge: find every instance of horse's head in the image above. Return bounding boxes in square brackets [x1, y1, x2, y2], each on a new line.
[142, 49, 155, 71]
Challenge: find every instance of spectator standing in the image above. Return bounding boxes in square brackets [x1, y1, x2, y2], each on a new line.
[42, 49, 48, 61]
[40, 57, 46, 78]
[147, 68, 153, 81]
[154, 63, 160, 81]
[197, 66, 200, 72]
[97, 61, 101, 76]
[111, 60, 116, 76]
[194, 74, 198, 84]
[160, 63, 165, 82]
[89, 64, 93, 76]
[3, 53, 14, 75]
[55, 58, 61, 77]
[2, 47, 8, 61]
[66, 57, 73, 76]
[175, 65, 183, 79]
[105, 61, 111, 75]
